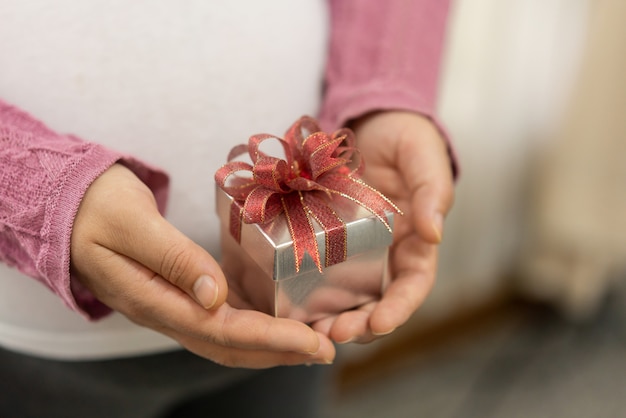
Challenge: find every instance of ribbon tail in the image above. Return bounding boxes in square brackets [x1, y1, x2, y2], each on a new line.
[281, 193, 322, 273]
[302, 192, 347, 267]
[229, 200, 244, 242]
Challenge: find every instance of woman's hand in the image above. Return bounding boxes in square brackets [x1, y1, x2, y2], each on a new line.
[312, 111, 455, 343]
[71, 164, 335, 368]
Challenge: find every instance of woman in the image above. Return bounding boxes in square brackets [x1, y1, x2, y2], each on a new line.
[0, 1, 455, 416]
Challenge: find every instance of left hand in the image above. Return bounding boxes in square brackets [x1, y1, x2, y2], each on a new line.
[311, 111, 455, 343]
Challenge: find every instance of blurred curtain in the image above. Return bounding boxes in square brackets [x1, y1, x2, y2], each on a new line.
[517, 0, 626, 318]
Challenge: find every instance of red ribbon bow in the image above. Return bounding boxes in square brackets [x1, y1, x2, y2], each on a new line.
[215, 116, 401, 273]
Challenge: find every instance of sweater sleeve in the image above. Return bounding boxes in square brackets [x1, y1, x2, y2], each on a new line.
[320, 0, 458, 178]
[0, 99, 169, 320]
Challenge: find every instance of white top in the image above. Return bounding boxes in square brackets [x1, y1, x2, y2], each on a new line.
[0, 0, 328, 360]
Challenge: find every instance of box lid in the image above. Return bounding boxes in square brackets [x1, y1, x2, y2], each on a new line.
[216, 187, 394, 281]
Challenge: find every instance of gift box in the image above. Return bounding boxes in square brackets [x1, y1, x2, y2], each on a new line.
[215, 116, 401, 323]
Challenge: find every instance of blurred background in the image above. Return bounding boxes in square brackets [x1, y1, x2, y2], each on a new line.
[324, 0, 626, 416]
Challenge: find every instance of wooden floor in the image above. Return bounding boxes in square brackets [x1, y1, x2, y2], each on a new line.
[322, 282, 626, 418]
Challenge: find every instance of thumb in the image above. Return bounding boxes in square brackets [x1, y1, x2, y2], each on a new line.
[397, 119, 455, 244]
[74, 163, 228, 309]
[119, 216, 229, 309]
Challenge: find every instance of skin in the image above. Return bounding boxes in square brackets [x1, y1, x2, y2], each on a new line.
[311, 111, 455, 343]
[70, 110, 454, 368]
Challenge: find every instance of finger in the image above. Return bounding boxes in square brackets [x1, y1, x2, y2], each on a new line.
[74, 163, 228, 310]
[124, 261, 328, 354]
[327, 304, 377, 344]
[83, 247, 336, 364]
[411, 179, 454, 244]
[173, 331, 336, 369]
[83, 246, 336, 367]
[397, 120, 455, 244]
[160, 300, 337, 365]
[369, 238, 438, 335]
[310, 315, 335, 337]
[202, 305, 325, 354]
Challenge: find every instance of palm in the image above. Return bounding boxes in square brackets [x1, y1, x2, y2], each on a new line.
[312, 111, 454, 343]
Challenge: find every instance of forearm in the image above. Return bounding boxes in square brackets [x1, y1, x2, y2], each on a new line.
[320, 0, 457, 177]
[320, 0, 450, 128]
[0, 99, 169, 319]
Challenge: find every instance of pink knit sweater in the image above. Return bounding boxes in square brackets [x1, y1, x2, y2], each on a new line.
[0, 0, 452, 320]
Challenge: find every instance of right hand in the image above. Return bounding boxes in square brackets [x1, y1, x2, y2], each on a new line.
[70, 164, 335, 368]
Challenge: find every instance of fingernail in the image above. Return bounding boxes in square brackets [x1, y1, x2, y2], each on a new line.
[193, 275, 218, 309]
[372, 327, 396, 337]
[336, 336, 355, 345]
[314, 358, 334, 365]
[432, 212, 444, 243]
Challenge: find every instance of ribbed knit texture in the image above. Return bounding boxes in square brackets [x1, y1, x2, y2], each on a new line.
[319, 0, 458, 177]
[0, 100, 169, 319]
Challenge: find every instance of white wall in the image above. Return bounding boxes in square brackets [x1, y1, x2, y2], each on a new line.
[423, 0, 590, 317]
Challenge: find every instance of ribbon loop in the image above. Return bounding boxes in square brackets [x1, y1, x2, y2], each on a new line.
[252, 156, 291, 192]
[215, 116, 402, 272]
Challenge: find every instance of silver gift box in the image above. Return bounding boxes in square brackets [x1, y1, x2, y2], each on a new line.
[217, 187, 395, 323]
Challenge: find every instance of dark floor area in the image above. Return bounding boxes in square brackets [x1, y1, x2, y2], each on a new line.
[324, 282, 626, 418]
